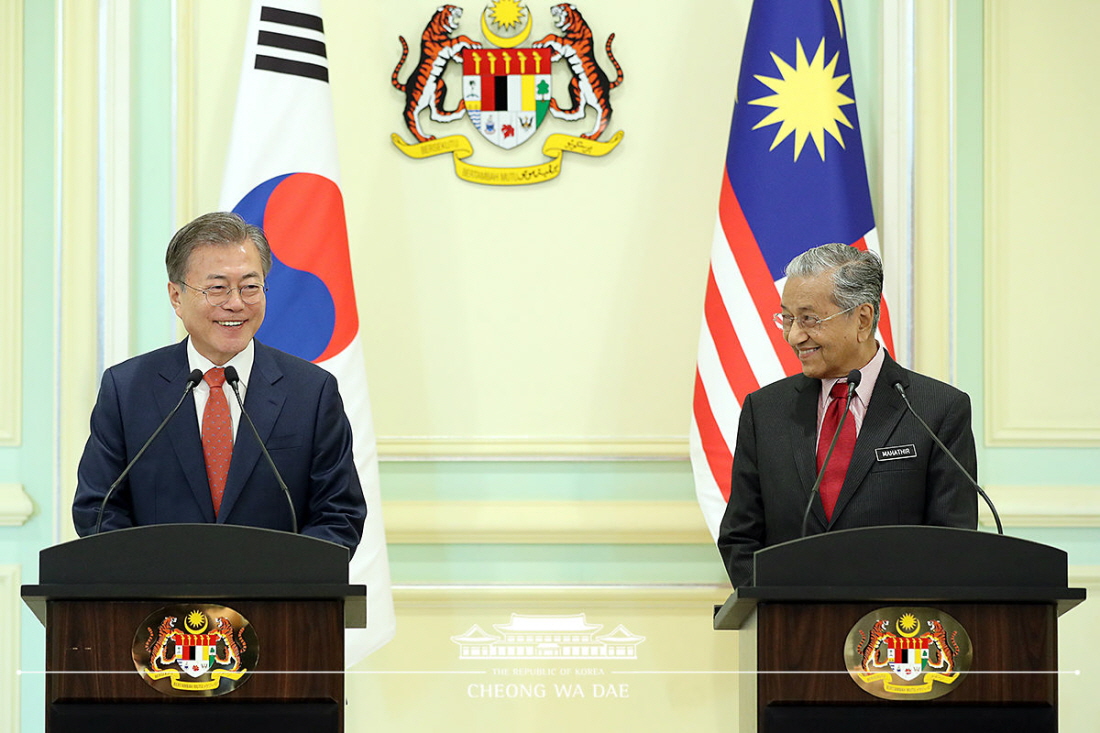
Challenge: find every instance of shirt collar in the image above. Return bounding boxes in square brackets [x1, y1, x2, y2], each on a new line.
[186, 338, 255, 389]
[820, 341, 886, 406]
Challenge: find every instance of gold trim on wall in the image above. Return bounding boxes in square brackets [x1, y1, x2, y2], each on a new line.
[384, 500, 713, 545]
[0, 0, 23, 446]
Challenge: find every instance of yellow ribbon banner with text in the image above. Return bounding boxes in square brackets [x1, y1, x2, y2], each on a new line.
[392, 132, 625, 186]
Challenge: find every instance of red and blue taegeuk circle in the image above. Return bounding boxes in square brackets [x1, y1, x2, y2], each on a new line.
[232, 173, 358, 363]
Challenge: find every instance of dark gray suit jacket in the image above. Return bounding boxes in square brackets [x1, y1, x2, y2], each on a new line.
[717, 353, 978, 587]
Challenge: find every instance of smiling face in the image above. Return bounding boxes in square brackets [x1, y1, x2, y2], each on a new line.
[780, 271, 877, 379]
[168, 240, 266, 365]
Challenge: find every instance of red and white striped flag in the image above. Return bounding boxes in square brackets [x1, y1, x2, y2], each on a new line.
[691, 0, 894, 539]
[219, 0, 395, 662]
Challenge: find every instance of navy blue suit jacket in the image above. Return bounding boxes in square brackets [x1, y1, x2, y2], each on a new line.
[73, 339, 366, 554]
[717, 353, 978, 587]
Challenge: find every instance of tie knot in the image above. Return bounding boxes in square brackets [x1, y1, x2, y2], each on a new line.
[204, 367, 226, 388]
[829, 381, 849, 400]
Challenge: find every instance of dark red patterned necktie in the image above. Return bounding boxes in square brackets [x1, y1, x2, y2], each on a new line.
[202, 368, 232, 516]
[817, 381, 856, 521]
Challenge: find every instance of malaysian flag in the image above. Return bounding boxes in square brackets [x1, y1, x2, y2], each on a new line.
[219, 0, 395, 662]
[691, 0, 894, 539]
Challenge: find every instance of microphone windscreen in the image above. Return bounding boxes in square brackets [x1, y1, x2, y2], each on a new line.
[847, 369, 863, 387]
[187, 369, 204, 388]
[223, 365, 240, 386]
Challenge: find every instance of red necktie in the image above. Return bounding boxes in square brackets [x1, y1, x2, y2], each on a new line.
[202, 368, 233, 516]
[816, 381, 856, 521]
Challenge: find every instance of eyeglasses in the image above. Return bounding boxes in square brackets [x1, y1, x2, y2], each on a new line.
[181, 282, 267, 306]
[773, 305, 858, 332]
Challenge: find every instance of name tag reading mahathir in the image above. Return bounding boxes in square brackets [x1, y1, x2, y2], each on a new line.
[875, 444, 917, 461]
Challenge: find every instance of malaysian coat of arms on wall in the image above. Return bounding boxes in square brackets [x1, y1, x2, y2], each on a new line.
[391, 2, 624, 185]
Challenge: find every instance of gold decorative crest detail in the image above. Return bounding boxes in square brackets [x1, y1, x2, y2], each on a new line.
[131, 604, 259, 697]
[390, 3, 624, 185]
[844, 606, 972, 701]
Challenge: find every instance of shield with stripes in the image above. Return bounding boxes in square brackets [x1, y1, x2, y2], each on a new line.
[463, 47, 552, 149]
[175, 633, 218, 678]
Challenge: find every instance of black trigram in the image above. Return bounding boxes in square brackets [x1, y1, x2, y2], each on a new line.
[254, 6, 328, 82]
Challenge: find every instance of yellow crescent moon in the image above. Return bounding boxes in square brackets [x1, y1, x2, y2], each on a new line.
[481, 6, 532, 49]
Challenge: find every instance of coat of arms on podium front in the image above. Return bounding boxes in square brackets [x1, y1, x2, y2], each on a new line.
[132, 604, 259, 696]
[844, 607, 973, 701]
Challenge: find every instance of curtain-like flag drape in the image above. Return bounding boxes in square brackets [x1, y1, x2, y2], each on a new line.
[691, 0, 894, 539]
[219, 0, 396, 663]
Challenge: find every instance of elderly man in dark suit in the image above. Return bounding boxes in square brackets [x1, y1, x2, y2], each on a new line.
[717, 243, 977, 587]
[73, 212, 366, 554]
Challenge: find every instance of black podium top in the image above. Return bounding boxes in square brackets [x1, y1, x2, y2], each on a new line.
[21, 524, 366, 627]
[715, 526, 1086, 630]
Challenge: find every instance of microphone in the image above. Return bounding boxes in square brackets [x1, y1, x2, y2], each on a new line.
[223, 366, 299, 535]
[801, 369, 862, 537]
[94, 369, 204, 535]
[892, 381, 1002, 534]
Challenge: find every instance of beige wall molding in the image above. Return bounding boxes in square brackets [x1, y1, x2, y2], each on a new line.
[0, 484, 33, 526]
[387, 490, 1100, 546]
[390, 583, 731, 608]
[384, 500, 713, 545]
[979, 485, 1100, 529]
[983, 0, 1100, 446]
[0, 564, 20, 733]
[379, 438, 689, 460]
[911, 0, 954, 380]
[57, 0, 102, 544]
[0, 0, 23, 446]
[1069, 566, 1100, 587]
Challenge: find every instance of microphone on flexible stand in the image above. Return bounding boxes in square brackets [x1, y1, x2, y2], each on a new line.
[94, 369, 204, 535]
[892, 381, 1002, 535]
[223, 366, 299, 534]
[801, 369, 862, 537]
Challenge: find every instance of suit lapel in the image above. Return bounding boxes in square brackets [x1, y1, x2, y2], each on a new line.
[791, 376, 827, 529]
[156, 341, 216, 522]
[218, 343, 286, 522]
[828, 354, 909, 526]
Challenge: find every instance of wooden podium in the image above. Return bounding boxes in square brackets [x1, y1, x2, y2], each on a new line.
[22, 524, 366, 733]
[715, 526, 1086, 733]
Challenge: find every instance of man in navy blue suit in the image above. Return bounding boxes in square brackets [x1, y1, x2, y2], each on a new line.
[73, 212, 366, 554]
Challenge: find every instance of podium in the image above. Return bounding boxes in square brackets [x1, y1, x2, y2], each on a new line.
[715, 526, 1086, 733]
[21, 524, 367, 733]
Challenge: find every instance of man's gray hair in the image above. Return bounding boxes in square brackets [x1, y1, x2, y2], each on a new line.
[165, 212, 272, 284]
[785, 243, 882, 333]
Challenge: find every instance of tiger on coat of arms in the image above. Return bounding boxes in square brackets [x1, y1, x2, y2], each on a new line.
[533, 3, 623, 140]
[391, 5, 482, 142]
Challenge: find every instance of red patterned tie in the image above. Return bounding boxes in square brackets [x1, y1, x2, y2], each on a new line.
[202, 368, 233, 516]
[817, 381, 856, 521]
